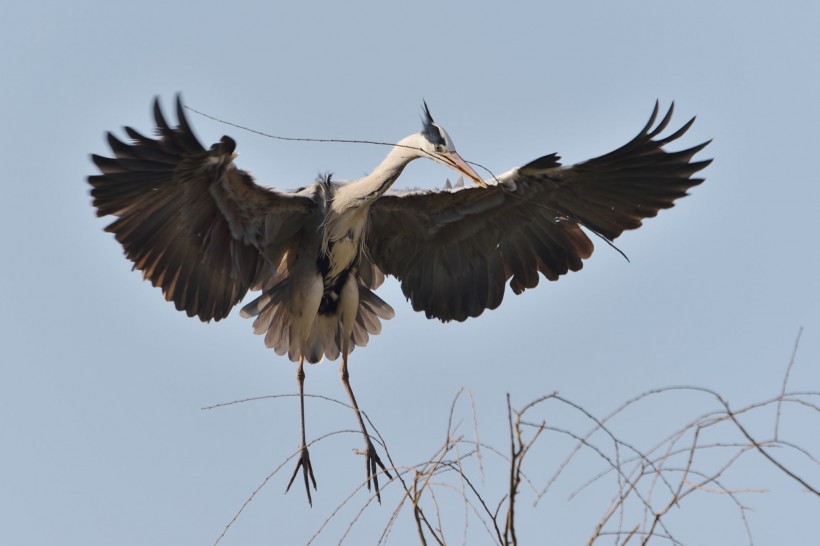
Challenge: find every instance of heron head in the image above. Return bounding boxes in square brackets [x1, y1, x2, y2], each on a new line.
[419, 102, 486, 188]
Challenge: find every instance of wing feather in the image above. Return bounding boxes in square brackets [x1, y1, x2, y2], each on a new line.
[88, 95, 313, 321]
[367, 103, 711, 322]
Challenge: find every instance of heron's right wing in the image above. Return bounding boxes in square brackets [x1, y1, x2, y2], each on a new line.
[88, 95, 314, 321]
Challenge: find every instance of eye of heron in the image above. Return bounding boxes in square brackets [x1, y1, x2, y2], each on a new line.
[434, 144, 446, 153]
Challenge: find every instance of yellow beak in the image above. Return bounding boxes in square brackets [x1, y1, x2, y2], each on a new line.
[440, 152, 487, 188]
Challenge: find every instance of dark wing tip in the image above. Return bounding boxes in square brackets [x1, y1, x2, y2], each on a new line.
[640, 100, 661, 134]
[174, 94, 203, 151]
[210, 135, 236, 156]
[152, 96, 168, 133]
[520, 153, 563, 171]
[87, 94, 263, 322]
[647, 102, 675, 138]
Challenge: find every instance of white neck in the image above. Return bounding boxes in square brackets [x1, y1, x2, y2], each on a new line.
[332, 133, 424, 209]
[321, 134, 425, 265]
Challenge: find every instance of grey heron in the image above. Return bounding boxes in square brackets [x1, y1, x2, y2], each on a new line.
[88, 96, 710, 504]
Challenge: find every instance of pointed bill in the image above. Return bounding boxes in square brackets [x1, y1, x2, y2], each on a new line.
[441, 152, 487, 188]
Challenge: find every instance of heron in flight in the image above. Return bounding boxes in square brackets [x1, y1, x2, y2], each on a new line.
[88, 96, 710, 504]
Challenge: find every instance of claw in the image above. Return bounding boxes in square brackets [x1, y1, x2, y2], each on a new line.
[359, 437, 392, 503]
[286, 444, 317, 506]
[340, 353, 393, 503]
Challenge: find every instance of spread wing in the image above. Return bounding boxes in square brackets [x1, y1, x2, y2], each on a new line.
[88, 95, 314, 321]
[366, 102, 712, 322]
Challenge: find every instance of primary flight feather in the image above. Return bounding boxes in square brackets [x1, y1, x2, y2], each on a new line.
[89, 95, 710, 503]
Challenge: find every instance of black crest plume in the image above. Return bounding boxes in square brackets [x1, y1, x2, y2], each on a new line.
[420, 100, 446, 146]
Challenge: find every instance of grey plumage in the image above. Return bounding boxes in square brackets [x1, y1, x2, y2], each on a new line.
[368, 102, 710, 321]
[88, 95, 710, 502]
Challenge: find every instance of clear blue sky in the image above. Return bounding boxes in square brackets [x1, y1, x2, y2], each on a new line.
[2, 1, 818, 544]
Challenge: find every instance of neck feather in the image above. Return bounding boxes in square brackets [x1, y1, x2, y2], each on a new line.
[334, 134, 423, 207]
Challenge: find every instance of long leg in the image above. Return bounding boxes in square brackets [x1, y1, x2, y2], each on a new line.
[286, 357, 317, 505]
[339, 350, 392, 502]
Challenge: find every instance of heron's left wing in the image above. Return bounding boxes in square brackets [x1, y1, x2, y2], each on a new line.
[366, 102, 711, 322]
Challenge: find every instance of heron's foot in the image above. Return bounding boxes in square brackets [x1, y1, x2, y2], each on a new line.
[286, 444, 317, 506]
[357, 437, 392, 503]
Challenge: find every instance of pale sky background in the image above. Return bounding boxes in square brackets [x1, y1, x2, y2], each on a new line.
[2, 1, 819, 545]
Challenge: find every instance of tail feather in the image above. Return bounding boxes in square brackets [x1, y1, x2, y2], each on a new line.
[360, 289, 395, 319]
[358, 305, 382, 335]
[240, 276, 395, 363]
[305, 315, 342, 362]
[352, 315, 370, 347]
[265, 304, 290, 355]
